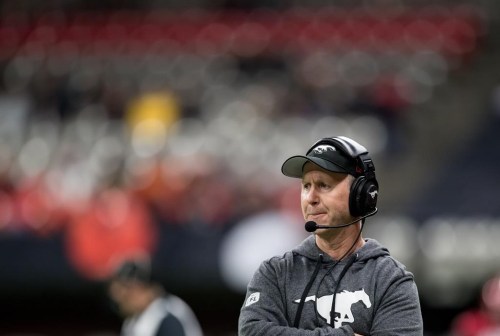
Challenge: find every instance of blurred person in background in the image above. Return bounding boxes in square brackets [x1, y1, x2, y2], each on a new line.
[108, 258, 204, 336]
[450, 274, 500, 336]
[238, 136, 423, 335]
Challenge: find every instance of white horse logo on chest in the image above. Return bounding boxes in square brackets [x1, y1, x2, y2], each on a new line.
[295, 289, 372, 328]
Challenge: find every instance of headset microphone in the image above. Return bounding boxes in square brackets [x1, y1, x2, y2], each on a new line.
[304, 208, 378, 233]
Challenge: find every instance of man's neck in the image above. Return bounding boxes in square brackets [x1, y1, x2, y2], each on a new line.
[315, 224, 365, 261]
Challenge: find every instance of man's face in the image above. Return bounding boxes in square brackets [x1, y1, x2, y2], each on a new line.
[109, 279, 149, 317]
[300, 162, 353, 230]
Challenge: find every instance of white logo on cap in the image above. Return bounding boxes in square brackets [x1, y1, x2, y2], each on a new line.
[313, 145, 336, 155]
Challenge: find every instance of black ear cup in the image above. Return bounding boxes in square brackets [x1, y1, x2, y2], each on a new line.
[349, 176, 379, 217]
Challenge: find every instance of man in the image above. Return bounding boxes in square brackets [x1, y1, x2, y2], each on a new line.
[238, 136, 423, 335]
[108, 258, 204, 336]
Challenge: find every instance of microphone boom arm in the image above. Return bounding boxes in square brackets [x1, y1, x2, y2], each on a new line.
[304, 208, 378, 233]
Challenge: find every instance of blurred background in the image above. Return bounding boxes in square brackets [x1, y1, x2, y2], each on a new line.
[0, 0, 499, 335]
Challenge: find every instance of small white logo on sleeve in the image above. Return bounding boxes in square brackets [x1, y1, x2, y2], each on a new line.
[245, 292, 260, 307]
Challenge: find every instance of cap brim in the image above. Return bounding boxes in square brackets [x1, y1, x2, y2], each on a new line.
[281, 155, 349, 178]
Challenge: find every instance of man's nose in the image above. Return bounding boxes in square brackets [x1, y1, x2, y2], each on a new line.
[305, 187, 319, 205]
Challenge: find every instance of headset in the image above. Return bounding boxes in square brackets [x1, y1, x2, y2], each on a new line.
[305, 136, 379, 217]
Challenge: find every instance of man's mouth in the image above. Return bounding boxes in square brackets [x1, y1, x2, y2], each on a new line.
[308, 213, 325, 220]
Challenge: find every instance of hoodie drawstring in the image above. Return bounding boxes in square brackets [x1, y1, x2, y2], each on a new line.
[293, 223, 365, 329]
[329, 253, 358, 326]
[293, 254, 323, 328]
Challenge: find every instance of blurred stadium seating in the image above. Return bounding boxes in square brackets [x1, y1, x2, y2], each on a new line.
[0, 0, 498, 335]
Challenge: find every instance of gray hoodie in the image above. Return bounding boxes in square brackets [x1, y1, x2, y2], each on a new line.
[238, 236, 423, 335]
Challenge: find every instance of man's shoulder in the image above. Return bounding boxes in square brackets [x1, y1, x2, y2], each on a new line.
[156, 312, 185, 336]
[368, 252, 415, 281]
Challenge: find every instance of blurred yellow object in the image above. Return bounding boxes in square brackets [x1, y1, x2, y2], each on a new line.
[126, 91, 181, 156]
[126, 91, 180, 135]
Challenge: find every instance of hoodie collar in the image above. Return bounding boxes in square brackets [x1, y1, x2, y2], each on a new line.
[293, 235, 390, 262]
